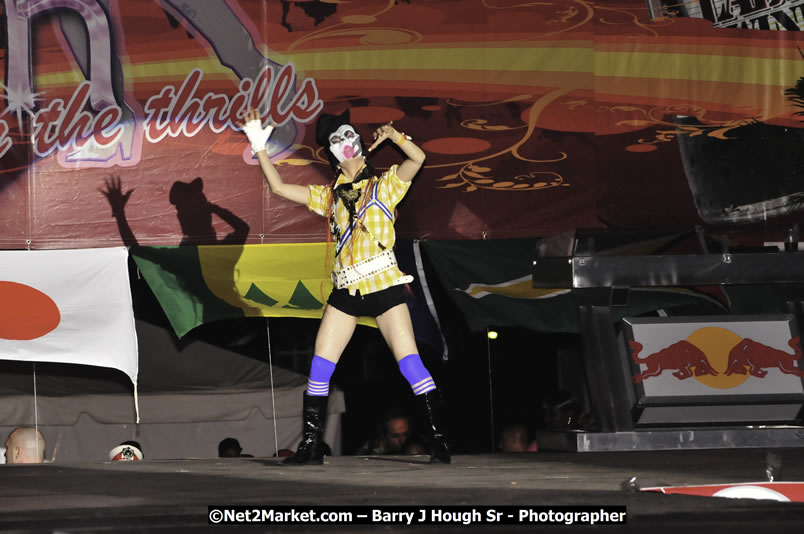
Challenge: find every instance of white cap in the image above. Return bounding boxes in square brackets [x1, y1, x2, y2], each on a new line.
[108, 444, 143, 461]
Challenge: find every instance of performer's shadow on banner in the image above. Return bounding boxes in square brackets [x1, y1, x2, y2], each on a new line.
[99, 175, 260, 331]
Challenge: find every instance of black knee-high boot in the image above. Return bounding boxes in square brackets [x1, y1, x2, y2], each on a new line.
[283, 393, 332, 465]
[417, 389, 451, 464]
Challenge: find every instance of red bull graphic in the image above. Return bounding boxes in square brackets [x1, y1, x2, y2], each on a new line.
[630, 327, 804, 386]
[629, 340, 718, 384]
[725, 337, 804, 378]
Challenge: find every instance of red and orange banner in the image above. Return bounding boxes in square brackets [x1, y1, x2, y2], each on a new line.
[0, 0, 802, 249]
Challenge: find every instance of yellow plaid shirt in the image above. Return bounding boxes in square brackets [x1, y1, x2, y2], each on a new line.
[307, 164, 412, 296]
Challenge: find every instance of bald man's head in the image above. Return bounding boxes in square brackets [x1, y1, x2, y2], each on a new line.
[5, 427, 46, 464]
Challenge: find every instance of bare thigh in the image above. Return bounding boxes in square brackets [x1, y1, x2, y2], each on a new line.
[375, 303, 419, 362]
[314, 305, 359, 364]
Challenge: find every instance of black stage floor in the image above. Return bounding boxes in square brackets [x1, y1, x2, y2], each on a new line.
[2, 449, 804, 533]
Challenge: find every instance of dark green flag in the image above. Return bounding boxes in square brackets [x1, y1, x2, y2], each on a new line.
[421, 239, 725, 332]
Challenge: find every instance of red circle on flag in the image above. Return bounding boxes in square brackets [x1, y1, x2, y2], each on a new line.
[0, 281, 61, 340]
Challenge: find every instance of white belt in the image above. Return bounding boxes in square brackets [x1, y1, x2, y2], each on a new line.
[333, 249, 398, 289]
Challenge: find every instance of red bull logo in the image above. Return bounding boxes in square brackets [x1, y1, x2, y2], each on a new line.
[725, 337, 804, 378]
[630, 327, 804, 387]
[629, 340, 717, 384]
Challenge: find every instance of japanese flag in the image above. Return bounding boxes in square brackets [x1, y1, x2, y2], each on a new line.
[0, 247, 138, 388]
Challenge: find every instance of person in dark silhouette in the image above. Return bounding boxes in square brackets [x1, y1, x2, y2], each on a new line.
[217, 437, 253, 458]
[404, 440, 428, 456]
[356, 412, 412, 455]
[218, 437, 242, 458]
[498, 424, 528, 453]
[99, 174, 256, 325]
[100, 175, 249, 246]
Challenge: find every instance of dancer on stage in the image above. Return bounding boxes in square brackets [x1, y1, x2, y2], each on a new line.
[240, 108, 450, 465]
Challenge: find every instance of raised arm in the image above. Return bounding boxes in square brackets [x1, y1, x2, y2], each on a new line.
[99, 175, 139, 246]
[367, 122, 425, 182]
[242, 109, 310, 205]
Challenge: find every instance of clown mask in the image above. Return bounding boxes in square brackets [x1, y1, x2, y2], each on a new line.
[328, 125, 362, 163]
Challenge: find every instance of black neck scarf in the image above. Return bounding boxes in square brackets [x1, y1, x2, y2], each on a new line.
[332, 162, 375, 229]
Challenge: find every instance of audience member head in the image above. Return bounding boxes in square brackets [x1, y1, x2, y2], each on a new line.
[381, 413, 411, 453]
[5, 427, 46, 464]
[499, 424, 529, 453]
[109, 440, 143, 461]
[404, 440, 428, 456]
[218, 437, 243, 458]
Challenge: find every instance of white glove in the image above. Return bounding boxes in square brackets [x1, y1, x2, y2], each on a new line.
[242, 118, 275, 154]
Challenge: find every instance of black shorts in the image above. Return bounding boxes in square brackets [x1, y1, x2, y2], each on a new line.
[327, 284, 407, 318]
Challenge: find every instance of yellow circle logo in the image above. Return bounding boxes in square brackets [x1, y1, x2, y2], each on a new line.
[686, 327, 749, 389]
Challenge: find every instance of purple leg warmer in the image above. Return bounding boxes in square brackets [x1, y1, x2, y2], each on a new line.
[398, 354, 436, 395]
[307, 355, 336, 396]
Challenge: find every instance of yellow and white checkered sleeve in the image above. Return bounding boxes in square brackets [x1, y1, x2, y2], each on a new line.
[306, 184, 332, 217]
[377, 165, 411, 209]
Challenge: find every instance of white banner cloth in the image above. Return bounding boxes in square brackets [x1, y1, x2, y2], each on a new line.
[0, 247, 138, 394]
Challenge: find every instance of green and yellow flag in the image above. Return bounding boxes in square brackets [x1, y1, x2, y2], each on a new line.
[131, 243, 375, 338]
